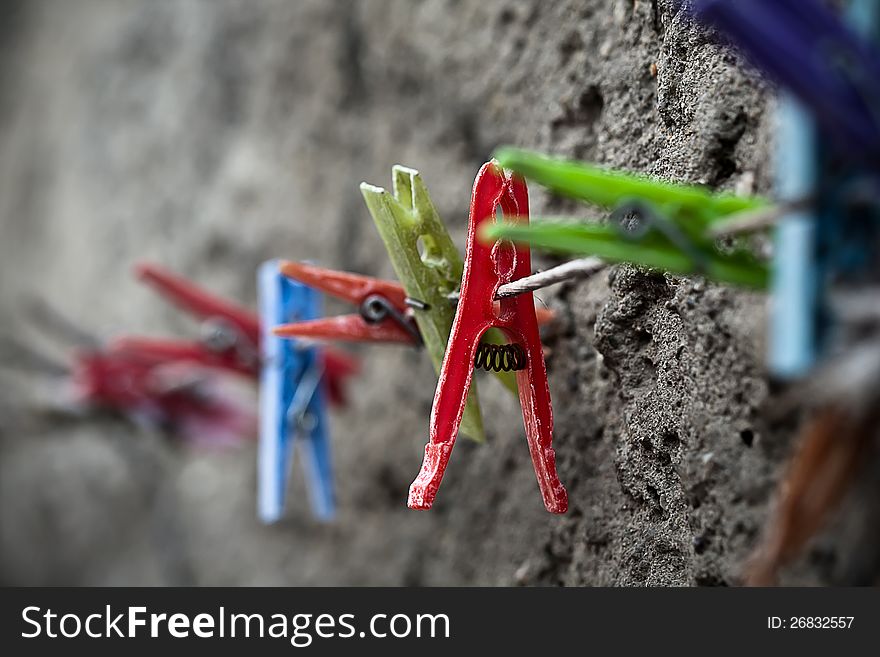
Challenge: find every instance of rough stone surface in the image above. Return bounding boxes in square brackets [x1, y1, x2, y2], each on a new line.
[0, 0, 876, 585]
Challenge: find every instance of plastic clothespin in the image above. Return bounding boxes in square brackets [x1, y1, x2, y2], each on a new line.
[362, 165, 527, 442]
[135, 262, 358, 405]
[489, 148, 771, 289]
[258, 260, 334, 523]
[408, 161, 568, 514]
[70, 344, 256, 446]
[693, 0, 880, 163]
[135, 262, 263, 372]
[494, 148, 769, 235]
[273, 262, 419, 345]
[18, 290, 257, 444]
[109, 336, 256, 378]
[769, 95, 821, 377]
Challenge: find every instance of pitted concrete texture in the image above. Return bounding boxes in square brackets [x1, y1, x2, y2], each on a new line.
[2, 0, 877, 586]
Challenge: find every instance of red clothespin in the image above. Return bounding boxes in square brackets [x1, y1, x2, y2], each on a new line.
[408, 161, 568, 514]
[70, 347, 161, 412]
[135, 262, 260, 346]
[273, 261, 421, 345]
[108, 336, 255, 377]
[70, 344, 256, 446]
[134, 262, 359, 405]
[16, 294, 256, 444]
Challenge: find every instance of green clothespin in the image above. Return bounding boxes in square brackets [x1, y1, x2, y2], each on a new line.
[362, 166, 521, 444]
[486, 148, 771, 289]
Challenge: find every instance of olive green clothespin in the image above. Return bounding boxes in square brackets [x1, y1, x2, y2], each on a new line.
[361, 166, 519, 443]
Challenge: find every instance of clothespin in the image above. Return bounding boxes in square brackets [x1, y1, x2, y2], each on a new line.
[693, 0, 880, 164]
[769, 96, 822, 377]
[135, 262, 263, 374]
[108, 336, 256, 378]
[360, 166, 493, 442]
[8, 296, 254, 443]
[275, 168, 559, 444]
[273, 262, 420, 345]
[135, 261, 358, 405]
[69, 342, 256, 446]
[487, 148, 770, 289]
[692, 0, 880, 376]
[258, 260, 334, 523]
[408, 161, 568, 514]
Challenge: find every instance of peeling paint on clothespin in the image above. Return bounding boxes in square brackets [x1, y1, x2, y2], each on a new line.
[258, 260, 334, 523]
[361, 166, 499, 442]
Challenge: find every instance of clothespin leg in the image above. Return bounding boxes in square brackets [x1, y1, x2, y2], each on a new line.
[299, 387, 335, 521]
[510, 323, 568, 514]
[257, 352, 295, 523]
[407, 323, 485, 510]
[257, 262, 295, 523]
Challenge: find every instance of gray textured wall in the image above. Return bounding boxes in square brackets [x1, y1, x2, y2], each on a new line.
[0, 0, 872, 585]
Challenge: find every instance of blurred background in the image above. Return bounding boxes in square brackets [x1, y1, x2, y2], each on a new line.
[1, 0, 878, 586]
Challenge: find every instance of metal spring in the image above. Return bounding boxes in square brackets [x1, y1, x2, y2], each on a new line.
[474, 342, 527, 372]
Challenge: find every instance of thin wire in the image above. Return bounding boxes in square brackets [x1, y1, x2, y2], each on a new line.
[495, 257, 605, 298]
[446, 257, 605, 302]
[708, 199, 811, 238]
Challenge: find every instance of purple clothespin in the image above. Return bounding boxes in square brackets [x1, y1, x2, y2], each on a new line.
[693, 0, 880, 164]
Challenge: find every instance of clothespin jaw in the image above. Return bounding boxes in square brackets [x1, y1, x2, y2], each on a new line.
[258, 260, 334, 524]
[135, 262, 261, 346]
[274, 262, 418, 345]
[108, 336, 255, 378]
[494, 148, 769, 232]
[361, 166, 489, 442]
[408, 161, 568, 514]
[135, 262, 262, 377]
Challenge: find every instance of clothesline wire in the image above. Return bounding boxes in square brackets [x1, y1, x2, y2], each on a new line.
[444, 257, 606, 303]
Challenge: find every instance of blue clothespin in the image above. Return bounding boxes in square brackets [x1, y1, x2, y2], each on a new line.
[257, 260, 334, 523]
[694, 0, 880, 377]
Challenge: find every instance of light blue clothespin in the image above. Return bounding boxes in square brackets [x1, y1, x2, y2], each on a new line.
[769, 96, 820, 378]
[257, 260, 334, 523]
[770, 0, 880, 378]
